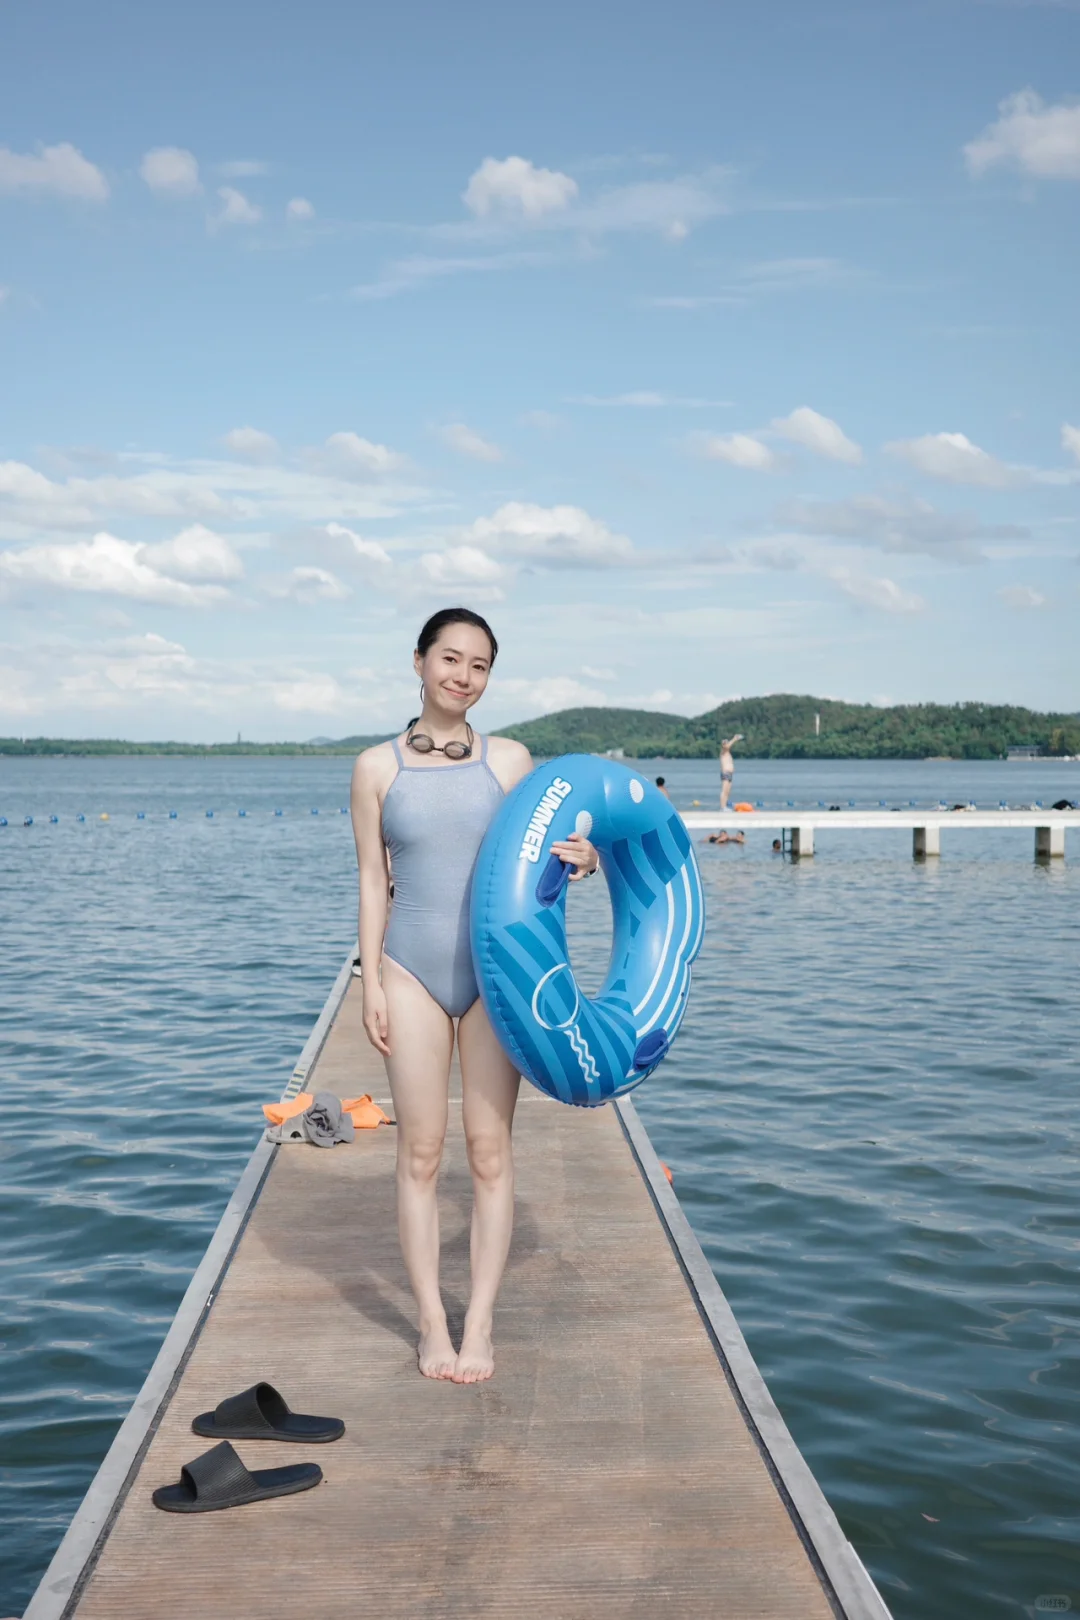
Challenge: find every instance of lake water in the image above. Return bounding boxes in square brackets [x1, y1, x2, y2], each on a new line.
[1, 755, 1078, 1618]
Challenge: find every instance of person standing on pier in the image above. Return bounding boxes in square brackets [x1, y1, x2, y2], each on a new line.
[719, 733, 743, 810]
[351, 608, 598, 1386]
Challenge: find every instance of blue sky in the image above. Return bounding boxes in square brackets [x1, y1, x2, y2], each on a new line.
[0, 0, 1077, 740]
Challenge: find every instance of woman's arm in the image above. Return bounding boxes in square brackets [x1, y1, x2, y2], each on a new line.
[350, 746, 393, 1055]
[485, 735, 534, 794]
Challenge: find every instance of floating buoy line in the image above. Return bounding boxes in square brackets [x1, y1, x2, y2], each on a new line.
[1, 807, 353, 826]
[0, 797, 1060, 829]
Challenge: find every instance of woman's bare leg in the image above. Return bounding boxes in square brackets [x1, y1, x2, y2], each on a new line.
[453, 997, 520, 1384]
[381, 956, 457, 1379]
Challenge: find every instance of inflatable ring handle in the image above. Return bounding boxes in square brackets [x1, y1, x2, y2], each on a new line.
[535, 852, 572, 907]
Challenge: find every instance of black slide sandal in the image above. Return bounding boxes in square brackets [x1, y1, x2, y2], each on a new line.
[192, 1381, 345, 1443]
[152, 1441, 322, 1514]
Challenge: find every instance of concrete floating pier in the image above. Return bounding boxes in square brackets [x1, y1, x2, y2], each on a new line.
[26, 959, 889, 1620]
[685, 808, 1075, 859]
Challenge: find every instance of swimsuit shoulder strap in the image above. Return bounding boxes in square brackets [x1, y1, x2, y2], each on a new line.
[479, 732, 488, 762]
[390, 735, 404, 769]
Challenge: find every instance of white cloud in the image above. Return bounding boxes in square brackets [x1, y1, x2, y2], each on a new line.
[215, 186, 261, 226]
[718, 535, 930, 615]
[999, 583, 1047, 609]
[779, 493, 1025, 559]
[0, 456, 232, 528]
[0, 142, 108, 201]
[771, 406, 862, 464]
[220, 424, 276, 463]
[266, 566, 350, 603]
[220, 160, 269, 178]
[581, 665, 615, 680]
[885, 431, 1018, 488]
[323, 432, 405, 476]
[698, 433, 780, 472]
[1062, 423, 1080, 462]
[0, 451, 426, 542]
[272, 674, 347, 713]
[829, 568, 925, 613]
[140, 147, 201, 197]
[223, 426, 280, 463]
[464, 156, 578, 218]
[460, 159, 727, 239]
[437, 422, 503, 462]
[0, 531, 227, 605]
[139, 524, 244, 582]
[569, 173, 728, 237]
[492, 675, 609, 714]
[350, 250, 548, 302]
[286, 196, 315, 221]
[965, 89, 1080, 179]
[324, 521, 392, 568]
[466, 501, 634, 568]
[418, 545, 504, 585]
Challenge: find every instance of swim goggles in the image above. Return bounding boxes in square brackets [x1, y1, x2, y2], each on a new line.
[406, 722, 474, 760]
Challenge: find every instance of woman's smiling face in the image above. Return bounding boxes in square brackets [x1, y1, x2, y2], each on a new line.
[415, 621, 494, 716]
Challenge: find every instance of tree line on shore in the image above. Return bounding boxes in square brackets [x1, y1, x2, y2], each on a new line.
[3, 695, 1078, 760]
[498, 697, 1080, 759]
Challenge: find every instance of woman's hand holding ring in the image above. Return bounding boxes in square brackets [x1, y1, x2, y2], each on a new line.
[550, 832, 600, 881]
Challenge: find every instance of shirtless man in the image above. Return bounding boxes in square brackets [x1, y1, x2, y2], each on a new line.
[719, 734, 743, 811]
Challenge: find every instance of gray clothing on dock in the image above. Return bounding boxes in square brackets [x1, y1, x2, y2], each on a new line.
[264, 1091, 355, 1147]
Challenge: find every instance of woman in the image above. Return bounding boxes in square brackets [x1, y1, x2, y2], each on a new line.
[350, 608, 598, 1384]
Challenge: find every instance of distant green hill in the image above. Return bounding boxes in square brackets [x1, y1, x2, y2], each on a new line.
[666, 695, 1080, 761]
[495, 706, 687, 758]
[501, 695, 1080, 760]
[2, 698, 1077, 759]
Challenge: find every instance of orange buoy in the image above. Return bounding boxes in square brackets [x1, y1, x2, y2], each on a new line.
[659, 1161, 674, 1184]
[733, 801, 754, 813]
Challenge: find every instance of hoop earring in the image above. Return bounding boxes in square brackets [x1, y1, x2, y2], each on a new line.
[419, 680, 425, 704]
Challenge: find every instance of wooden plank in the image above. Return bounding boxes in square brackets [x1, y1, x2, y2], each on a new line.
[58, 974, 881, 1620]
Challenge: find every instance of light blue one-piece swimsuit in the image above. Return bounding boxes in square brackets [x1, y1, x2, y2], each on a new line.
[381, 734, 505, 1017]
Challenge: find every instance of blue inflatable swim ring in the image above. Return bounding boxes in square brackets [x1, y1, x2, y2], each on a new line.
[471, 754, 705, 1107]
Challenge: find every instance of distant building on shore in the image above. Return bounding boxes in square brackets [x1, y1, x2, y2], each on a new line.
[1007, 744, 1043, 761]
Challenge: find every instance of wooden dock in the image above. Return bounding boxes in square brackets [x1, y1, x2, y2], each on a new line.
[683, 807, 1076, 858]
[26, 959, 890, 1620]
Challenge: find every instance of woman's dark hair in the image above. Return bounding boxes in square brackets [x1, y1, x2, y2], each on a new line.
[416, 606, 498, 664]
[406, 607, 499, 729]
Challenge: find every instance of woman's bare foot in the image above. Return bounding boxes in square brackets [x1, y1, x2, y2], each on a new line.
[417, 1321, 457, 1380]
[453, 1319, 495, 1384]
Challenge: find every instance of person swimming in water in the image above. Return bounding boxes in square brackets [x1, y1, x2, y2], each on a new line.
[350, 608, 598, 1385]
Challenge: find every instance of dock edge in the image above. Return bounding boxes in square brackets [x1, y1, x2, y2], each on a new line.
[614, 1095, 894, 1620]
[22, 951, 357, 1620]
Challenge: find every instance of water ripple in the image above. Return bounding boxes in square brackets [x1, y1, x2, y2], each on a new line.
[2, 756, 1079, 1619]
